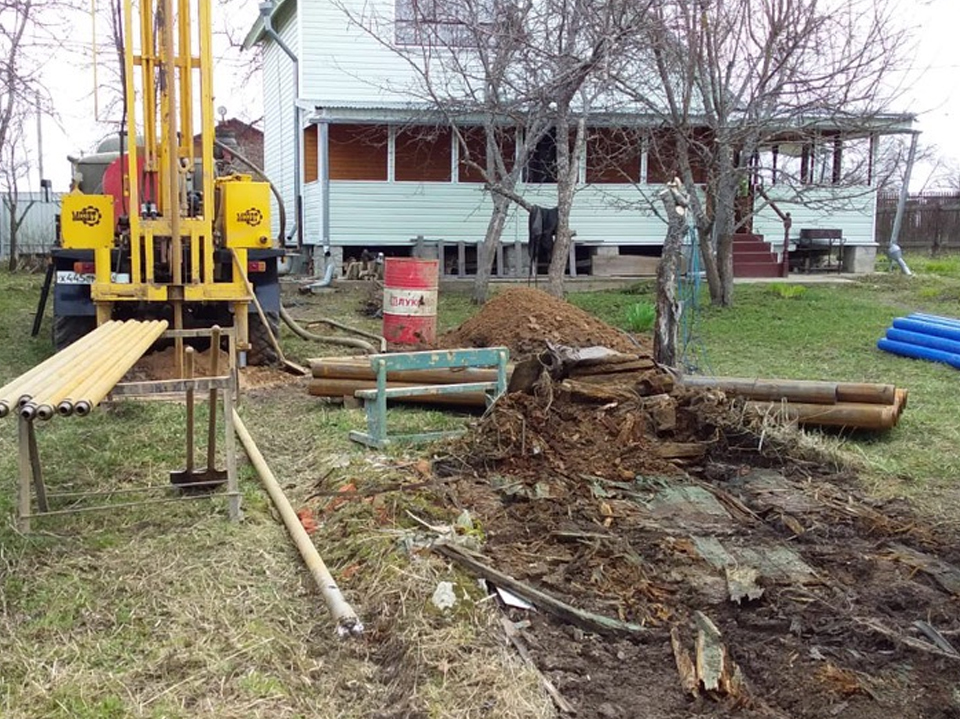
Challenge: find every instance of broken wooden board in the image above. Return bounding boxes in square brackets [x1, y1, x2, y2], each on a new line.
[886, 543, 960, 595]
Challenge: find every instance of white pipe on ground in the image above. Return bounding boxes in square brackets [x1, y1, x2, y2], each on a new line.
[231, 409, 363, 638]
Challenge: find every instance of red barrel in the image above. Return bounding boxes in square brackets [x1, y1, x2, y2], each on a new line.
[383, 258, 439, 345]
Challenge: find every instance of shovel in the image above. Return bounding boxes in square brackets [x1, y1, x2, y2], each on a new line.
[170, 329, 228, 491]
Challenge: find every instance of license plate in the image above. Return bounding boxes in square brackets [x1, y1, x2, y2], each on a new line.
[56, 271, 131, 285]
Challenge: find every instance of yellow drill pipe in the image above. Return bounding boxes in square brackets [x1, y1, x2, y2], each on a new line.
[52, 320, 160, 417]
[74, 320, 169, 416]
[0, 322, 122, 417]
[27, 322, 149, 420]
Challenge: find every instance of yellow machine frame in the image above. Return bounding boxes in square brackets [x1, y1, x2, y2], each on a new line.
[59, 0, 274, 355]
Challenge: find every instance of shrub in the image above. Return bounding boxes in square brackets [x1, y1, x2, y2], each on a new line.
[625, 301, 656, 332]
[768, 282, 807, 299]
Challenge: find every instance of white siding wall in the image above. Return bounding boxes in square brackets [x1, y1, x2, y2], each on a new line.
[300, 0, 433, 103]
[753, 186, 878, 247]
[262, 4, 300, 239]
[302, 181, 669, 246]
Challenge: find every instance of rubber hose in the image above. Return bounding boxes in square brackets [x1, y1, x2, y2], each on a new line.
[299, 315, 387, 352]
[280, 304, 377, 354]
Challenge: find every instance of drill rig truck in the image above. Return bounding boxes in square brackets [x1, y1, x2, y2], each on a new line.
[51, 0, 282, 365]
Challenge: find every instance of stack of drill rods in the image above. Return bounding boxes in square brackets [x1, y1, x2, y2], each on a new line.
[0, 320, 168, 421]
[0, 321, 124, 418]
[70, 320, 169, 417]
[22, 322, 142, 421]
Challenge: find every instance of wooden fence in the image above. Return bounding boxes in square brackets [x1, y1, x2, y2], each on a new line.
[876, 191, 960, 254]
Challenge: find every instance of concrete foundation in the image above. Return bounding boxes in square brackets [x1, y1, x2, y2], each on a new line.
[842, 244, 877, 274]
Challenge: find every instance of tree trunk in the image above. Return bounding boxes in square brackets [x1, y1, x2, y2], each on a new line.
[547, 117, 584, 297]
[471, 192, 512, 303]
[654, 183, 688, 367]
[711, 148, 739, 307]
[7, 196, 17, 272]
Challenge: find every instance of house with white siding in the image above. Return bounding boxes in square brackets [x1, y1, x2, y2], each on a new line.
[245, 0, 914, 278]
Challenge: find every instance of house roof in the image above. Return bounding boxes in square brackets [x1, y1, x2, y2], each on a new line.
[243, 0, 294, 49]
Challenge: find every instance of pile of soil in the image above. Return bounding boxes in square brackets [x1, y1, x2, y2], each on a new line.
[431, 361, 960, 718]
[438, 287, 647, 359]
[125, 346, 297, 391]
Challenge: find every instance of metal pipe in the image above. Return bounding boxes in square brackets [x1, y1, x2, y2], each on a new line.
[259, 0, 301, 250]
[746, 399, 900, 431]
[680, 376, 840, 405]
[232, 408, 363, 638]
[206, 326, 221, 469]
[888, 131, 919, 254]
[280, 305, 378, 354]
[27, 322, 147, 419]
[307, 378, 488, 407]
[310, 359, 502, 385]
[56, 322, 158, 416]
[74, 320, 170, 416]
[0, 322, 124, 416]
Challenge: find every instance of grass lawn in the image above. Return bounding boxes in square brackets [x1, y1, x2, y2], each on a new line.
[0, 257, 958, 717]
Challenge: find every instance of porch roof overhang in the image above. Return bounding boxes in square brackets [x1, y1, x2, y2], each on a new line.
[304, 103, 915, 139]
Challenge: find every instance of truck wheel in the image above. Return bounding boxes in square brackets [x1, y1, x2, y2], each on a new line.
[52, 316, 96, 352]
[247, 311, 280, 366]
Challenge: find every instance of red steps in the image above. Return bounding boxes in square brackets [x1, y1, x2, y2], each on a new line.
[733, 234, 784, 278]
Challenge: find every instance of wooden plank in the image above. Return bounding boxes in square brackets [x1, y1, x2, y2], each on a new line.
[369, 347, 509, 372]
[111, 376, 233, 396]
[434, 542, 646, 636]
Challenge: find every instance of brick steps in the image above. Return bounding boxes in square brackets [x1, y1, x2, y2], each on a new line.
[733, 233, 783, 278]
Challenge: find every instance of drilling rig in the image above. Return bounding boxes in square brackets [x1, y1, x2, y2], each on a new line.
[51, 0, 282, 365]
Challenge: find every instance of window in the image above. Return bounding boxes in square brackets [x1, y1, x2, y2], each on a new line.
[395, 0, 488, 47]
[585, 128, 641, 184]
[395, 126, 452, 182]
[329, 124, 388, 181]
[647, 129, 709, 184]
[303, 126, 318, 183]
[457, 126, 516, 183]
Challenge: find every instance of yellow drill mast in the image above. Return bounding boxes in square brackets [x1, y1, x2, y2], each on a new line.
[60, 0, 275, 364]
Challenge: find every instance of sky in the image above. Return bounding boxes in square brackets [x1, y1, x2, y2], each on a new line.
[22, 0, 960, 193]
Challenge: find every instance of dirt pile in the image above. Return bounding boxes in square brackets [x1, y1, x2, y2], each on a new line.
[438, 287, 647, 359]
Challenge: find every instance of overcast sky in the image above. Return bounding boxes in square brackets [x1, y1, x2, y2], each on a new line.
[26, 0, 960, 192]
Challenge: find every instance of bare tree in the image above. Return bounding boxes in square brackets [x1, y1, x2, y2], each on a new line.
[339, 0, 650, 300]
[618, 0, 911, 306]
[2, 121, 36, 270]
